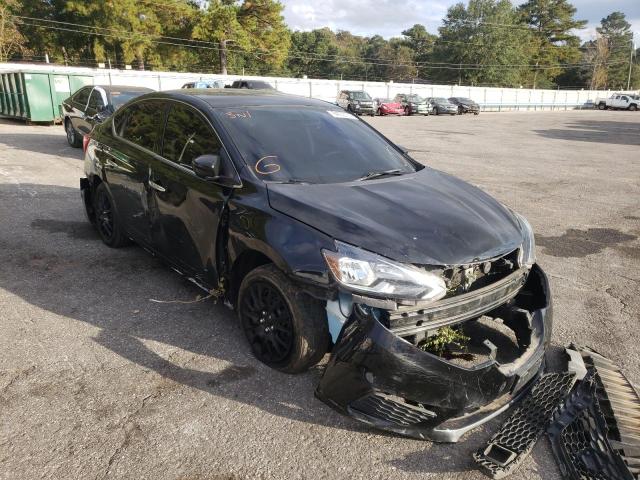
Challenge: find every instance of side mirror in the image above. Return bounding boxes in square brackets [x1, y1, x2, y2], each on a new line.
[193, 154, 220, 179]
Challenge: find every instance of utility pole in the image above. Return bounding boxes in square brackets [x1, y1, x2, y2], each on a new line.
[627, 35, 635, 91]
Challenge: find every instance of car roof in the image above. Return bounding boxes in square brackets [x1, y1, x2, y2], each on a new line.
[94, 85, 155, 93]
[141, 89, 334, 109]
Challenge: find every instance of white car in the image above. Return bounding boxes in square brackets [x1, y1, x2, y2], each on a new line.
[596, 93, 639, 111]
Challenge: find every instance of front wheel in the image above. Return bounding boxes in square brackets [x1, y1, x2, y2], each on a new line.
[238, 265, 329, 373]
[629, 104, 638, 111]
[458, 106, 464, 115]
[598, 103, 606, 110]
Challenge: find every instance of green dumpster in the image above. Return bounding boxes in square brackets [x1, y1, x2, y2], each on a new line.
[0, 70, 93, 123]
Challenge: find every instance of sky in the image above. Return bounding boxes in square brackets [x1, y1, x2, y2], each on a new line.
[282, 0, 640, 43]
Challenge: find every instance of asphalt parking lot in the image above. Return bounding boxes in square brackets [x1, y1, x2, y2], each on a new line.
[1, 110, 639, 480]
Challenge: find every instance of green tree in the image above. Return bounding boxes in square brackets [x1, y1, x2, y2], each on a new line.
[431, 0, 534, 87]
[597, 12, 634, 89]
[518, 0, 586, 88]
[401, 24, 437, 79]
[193, 0, 290, 75]
[287, 28, 340, 78]
[0, 0, 27, 62]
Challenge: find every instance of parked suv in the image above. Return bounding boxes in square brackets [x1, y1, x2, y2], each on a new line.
[393, 93, 430, 115]
[336, 90, 376, 116]
[81, 89, 549, 442]
[228, 79, 274, 89]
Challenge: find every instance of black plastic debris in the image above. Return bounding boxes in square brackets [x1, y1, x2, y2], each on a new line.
[474, 372, 577, 479]
[548, 347, 640, 480]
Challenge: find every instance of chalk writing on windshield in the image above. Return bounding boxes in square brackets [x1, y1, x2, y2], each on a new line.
[255, 155, 281, 175]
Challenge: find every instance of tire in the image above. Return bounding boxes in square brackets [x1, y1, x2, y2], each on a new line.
[93, 182, 129, 248]
[629, 104, 638, 111]
[238, 264, 329, 373]
[458, 106, 463, 115]
[376, 108, 382, 116]
[65, 120, 82, 148]
[435, 108, 440, 116]
[474, 112, 480, 115]
[404, 106, 411, 116]
[597, 103, 606, 110]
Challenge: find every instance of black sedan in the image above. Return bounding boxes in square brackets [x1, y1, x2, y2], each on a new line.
[427, 97, 459, 115]
[62, 85, 153, 148]
[449, 97, 481, 115]
[80, 89, 550, 442]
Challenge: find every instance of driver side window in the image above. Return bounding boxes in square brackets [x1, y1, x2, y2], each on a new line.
[162, 104, 221, 168]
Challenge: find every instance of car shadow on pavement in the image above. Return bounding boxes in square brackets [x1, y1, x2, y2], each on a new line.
[0, 182, 376, 437]
[1, 182, 569, 477]
[0, 121, 81, 158]
[534, 119, 640, 146]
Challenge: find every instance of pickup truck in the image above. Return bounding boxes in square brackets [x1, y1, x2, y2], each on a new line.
[596, 93, 639, 111]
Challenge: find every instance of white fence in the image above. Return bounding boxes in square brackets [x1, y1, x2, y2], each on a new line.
[1, 62, 638, 111]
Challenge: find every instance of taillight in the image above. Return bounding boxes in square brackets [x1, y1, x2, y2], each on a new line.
[82, 135, 90, 153]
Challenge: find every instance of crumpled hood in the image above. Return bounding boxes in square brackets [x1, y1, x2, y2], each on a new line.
[267, 168, 524, 265]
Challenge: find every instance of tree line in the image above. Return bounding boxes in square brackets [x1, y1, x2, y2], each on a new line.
[1, 0, 638, 89]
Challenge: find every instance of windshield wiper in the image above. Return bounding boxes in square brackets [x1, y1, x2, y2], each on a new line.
[358, 169, 404, 181]
[271, 178, 313, 185]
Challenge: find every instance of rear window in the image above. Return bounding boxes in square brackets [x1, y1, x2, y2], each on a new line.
[73, 88, 91, 107]
[110, 91, 148, 110]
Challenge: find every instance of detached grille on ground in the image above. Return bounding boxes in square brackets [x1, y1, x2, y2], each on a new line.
[548, 347, 640, 480]
[349, 393, 436, 427]
[473, 372, 577, 479]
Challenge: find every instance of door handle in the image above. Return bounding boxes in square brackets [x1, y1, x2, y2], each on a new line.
[148, 179, 166, 192]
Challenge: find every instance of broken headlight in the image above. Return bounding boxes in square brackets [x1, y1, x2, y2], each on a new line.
[515, 212, 536, 268]
[322, 241, 447, 301]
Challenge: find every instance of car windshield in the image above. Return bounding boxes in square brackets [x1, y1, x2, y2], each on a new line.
[110, 91, 147, 110]
[458, 98, 474, 103]
[434, 98, 449, 103]
[408, 95, 424, 102]
[216, 106, 417, 184]
[350, 91, 371, 100]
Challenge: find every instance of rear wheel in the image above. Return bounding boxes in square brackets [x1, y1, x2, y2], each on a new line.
[65, 120, 82, 148]
[238, 264, 329, 373]
[598, 102, 606, 110]
[458, 106, 464, 115]
[93, 183, 129, 248]
[629, 104, 638, 111]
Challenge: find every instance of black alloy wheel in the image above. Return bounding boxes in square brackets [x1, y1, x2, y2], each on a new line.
[240, 280, 294, 366]
[238, 264, 329, 373]
[95, 188, 113, 241]
[92, 183, 129, 248]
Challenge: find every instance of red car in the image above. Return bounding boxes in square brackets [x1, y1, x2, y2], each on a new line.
[375, 98, 405, 116]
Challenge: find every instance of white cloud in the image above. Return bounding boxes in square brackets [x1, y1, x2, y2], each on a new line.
[281, 0, 640, 41]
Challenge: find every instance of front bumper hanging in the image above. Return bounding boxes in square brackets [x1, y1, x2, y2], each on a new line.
[316, 265, 553, 443]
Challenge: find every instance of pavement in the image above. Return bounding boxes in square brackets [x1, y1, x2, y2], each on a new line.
[1, 110, 639, 480]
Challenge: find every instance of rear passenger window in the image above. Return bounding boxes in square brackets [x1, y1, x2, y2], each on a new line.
[74, 88, 90, 107]
[162, 104, 221, 167]
[119, 100, 165, 152]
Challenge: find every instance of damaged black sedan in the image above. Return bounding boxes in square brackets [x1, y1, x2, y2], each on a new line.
[80, 90, 550, 443]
